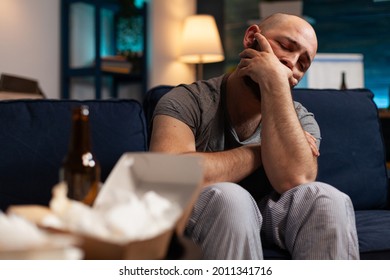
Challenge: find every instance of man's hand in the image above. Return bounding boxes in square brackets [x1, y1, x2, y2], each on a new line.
[236, 33, 297, 90]
[305, 131, 320, 157]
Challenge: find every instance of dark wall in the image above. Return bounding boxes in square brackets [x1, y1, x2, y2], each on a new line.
[305, 0, 390, 108]
[197, 0, 390, 107]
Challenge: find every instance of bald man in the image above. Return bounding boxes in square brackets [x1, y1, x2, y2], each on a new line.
[150, 14, 359, 260]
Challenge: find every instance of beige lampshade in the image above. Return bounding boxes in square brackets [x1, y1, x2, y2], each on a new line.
[180, 15, 224, 64]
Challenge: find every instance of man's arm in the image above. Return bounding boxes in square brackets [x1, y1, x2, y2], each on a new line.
[260, 84, 318, 192]
[237, 33, 318, 193]
[149, 114, 262, 187]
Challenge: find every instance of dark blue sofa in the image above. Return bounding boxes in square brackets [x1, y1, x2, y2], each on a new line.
[0, 87, 389, 259]
[0, 99, 148, 210]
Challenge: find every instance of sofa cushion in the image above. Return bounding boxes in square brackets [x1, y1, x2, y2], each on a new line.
[292, 89, 388, 210]
[0, 99, 148, 211]
[355, 210, 390, 259]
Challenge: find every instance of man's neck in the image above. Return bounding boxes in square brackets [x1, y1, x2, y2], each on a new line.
[225, 72, 262, 141]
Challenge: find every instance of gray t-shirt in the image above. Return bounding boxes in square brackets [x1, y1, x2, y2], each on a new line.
[153, 74, 321, 198]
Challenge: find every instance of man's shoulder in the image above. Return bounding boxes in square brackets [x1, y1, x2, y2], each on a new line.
[168, 74, 225, 103]
[153, 75, 226, 129]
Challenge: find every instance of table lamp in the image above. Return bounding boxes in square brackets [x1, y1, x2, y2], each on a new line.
[179, 15, 224, 80]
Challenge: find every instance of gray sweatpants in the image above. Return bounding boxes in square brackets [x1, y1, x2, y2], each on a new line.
[185, 182, 359, 260]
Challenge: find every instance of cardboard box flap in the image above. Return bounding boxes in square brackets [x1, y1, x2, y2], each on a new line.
[95, 152, 203, 212]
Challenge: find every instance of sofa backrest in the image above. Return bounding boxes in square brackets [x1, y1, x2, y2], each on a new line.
[0, 99, 148, 211]
[145, 86, 389, 210]
[293, 89, 388, 210]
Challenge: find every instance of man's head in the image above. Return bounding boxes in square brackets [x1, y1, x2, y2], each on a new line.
[244, 13, 318, 85]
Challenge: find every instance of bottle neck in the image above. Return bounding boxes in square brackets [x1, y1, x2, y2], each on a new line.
[340, 72, 347, 90]
[68, 106, 92, 153]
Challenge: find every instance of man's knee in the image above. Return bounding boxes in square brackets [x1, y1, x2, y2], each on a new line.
[202, 182, 259, 213]
[292, 181, 354, 220]
[297, 182, 351, 202]
[186, 182, 264, 259]
[187, 182, 263, 237]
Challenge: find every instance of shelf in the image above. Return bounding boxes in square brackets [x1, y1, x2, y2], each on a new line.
[379, 109, 390, 119]
[66, 67, 141, 78]
[60, 0, 147, 99]
[63, 0, 120, 10]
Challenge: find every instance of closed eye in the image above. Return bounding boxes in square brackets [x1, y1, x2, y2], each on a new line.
[298, 57, 310, 72]
[276, 36, 313, 72]
[298, 60, 305, 71]
[278, 41, 289, 50]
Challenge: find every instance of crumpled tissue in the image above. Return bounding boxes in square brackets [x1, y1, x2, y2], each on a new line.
[44, 182, 181, 244]
[0, 212, 48, 251]
[0, 211, 82, 260]
[41, 153, 202, 245]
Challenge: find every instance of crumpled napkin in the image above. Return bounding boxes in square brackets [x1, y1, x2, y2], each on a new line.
[0, 211, 82, 260]
[0, 212, 48, 251]
[43, 181, 181, 244]
[41, 153, 201, 245]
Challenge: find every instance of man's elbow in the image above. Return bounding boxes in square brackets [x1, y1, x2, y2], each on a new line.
[274, 169, 318, 194]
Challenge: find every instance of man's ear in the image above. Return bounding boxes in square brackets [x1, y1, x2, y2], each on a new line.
[243, 25, 261, 48]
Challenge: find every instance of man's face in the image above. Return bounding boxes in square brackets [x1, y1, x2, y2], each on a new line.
[261, 20, 317, 86]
